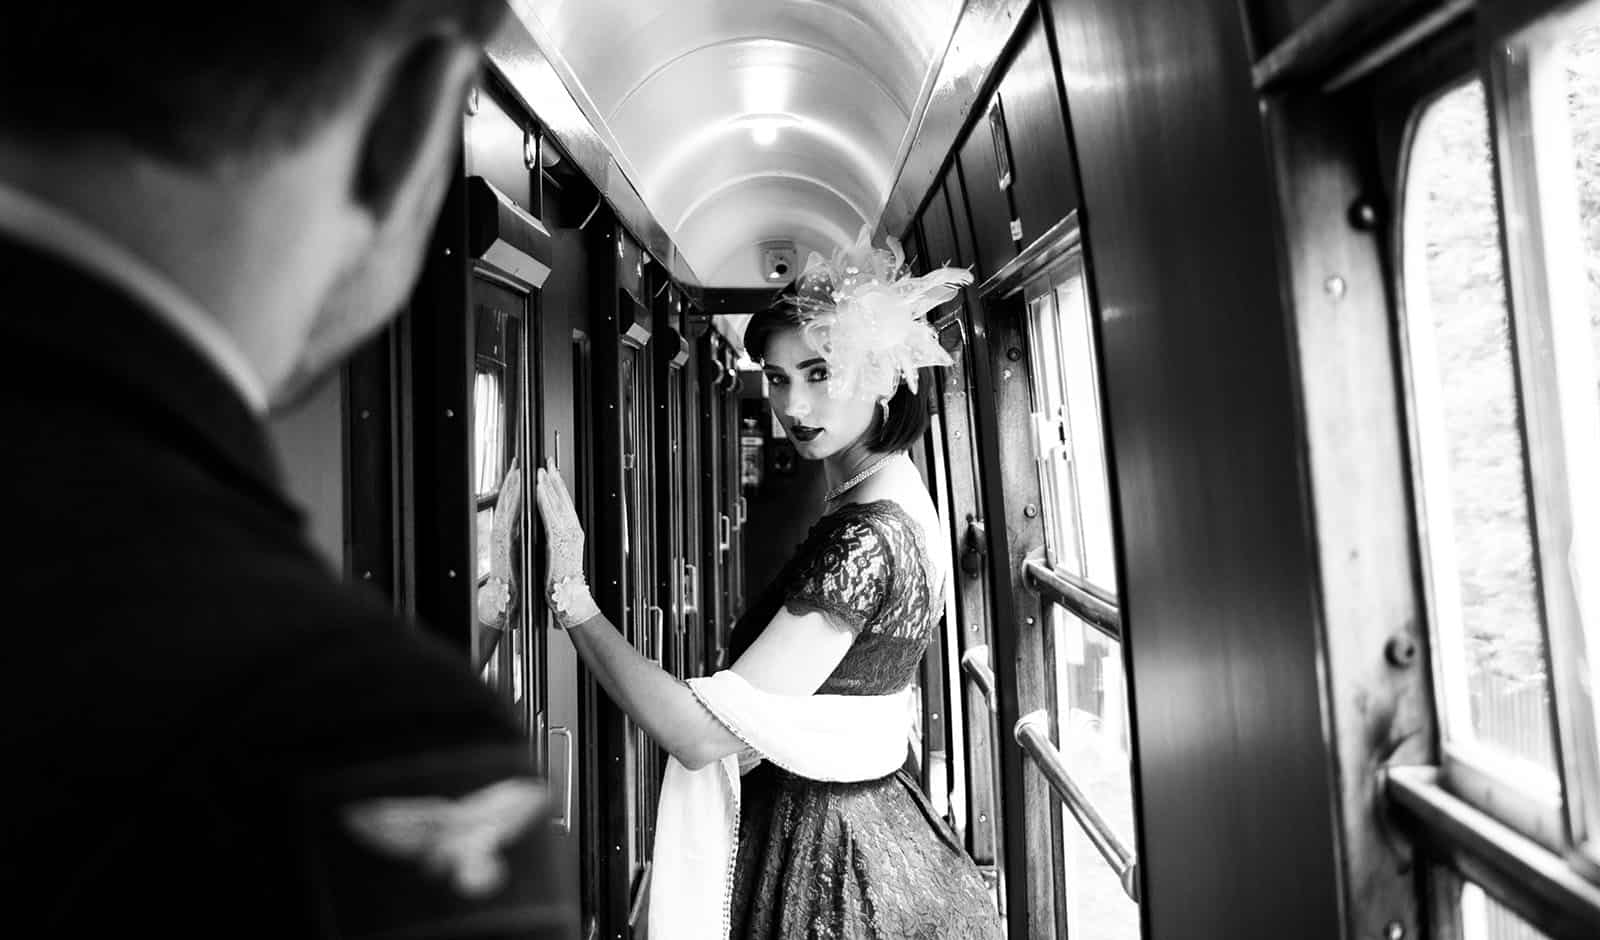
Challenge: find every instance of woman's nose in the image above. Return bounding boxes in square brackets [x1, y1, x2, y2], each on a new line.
[785, 395, 812, 420]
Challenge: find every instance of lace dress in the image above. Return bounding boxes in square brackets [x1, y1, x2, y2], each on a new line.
[725, 500, 1001, 939]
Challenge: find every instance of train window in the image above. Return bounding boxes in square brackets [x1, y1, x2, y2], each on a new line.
[1488, 1, 1600, 865]
[1459, 881, 1552, 940]
[1396, 0, 1600, 903]
[1400, 78, 1560, 785]
[473, 368, 507, 501]
[1023, 252, 1137, 939]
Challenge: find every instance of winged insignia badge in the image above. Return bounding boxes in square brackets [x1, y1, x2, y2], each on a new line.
[342, 778, 547, 898]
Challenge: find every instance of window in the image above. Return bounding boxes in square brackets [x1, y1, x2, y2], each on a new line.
[1394, 0, 1600, 926]
[1401, 77, 1560, 786]
[1024, 252, 1138, 940]
[1460, 881, 1553, 940]
[1494, 3, 1600, 864]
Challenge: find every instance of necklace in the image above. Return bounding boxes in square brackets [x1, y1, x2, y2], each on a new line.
[824, 454, 897, 504]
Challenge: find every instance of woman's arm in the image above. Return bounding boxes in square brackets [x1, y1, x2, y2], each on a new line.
[562, 605, 854, 769]
[535, 463, 855, 770]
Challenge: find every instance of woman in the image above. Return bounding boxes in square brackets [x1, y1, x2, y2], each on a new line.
[535, 226, 1000, 939]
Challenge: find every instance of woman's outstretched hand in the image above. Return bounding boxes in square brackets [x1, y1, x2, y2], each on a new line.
[534, 459, 586, 588]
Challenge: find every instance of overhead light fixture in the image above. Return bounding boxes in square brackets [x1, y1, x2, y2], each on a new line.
[751, 121, 779, 146]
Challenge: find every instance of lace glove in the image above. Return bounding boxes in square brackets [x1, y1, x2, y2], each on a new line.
[534, 459, 600, 629]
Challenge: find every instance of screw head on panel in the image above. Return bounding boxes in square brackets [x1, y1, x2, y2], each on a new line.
[1385, 635, 1418, 668]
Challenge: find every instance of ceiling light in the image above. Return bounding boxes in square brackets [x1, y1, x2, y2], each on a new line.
[751, 122, 779, 146]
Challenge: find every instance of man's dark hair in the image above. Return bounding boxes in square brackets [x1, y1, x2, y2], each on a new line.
[743, 301, 935, 455]
[0, 3, 507, 165]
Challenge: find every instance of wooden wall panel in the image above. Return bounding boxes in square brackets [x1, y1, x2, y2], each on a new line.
[958, 93, 1020, 280]
[998, 10, 1078, 244]
[1046, 0, 1344, 937]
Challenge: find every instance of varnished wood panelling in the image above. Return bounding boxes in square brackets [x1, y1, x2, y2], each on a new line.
[1245, 0, 1335, 57]
[958, 93, 1019, 280]
[1263, 89, 1434, 940]
[465, 84, 534, 213]
[997, 10, 1077, 243]
[921, 183, 963, 272]
[1047, 0, 1344, 936]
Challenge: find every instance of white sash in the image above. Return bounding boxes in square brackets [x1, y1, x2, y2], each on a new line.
[647, 671, 914, 939]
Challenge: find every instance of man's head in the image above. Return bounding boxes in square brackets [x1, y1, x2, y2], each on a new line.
[0, 3, 508, 408]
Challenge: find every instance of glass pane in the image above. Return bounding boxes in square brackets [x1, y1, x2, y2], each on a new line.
[1402, 80, 1558, 774]
[476, 507, 494, 582]
[1052, 273, 1116, 590]
[1573, 22, 1600, 410]
[1460, 881, 1553, 940]
[1056, 614, 1137, 940]
[473, 368, 505, 500]
[1516, 0, 1600, 850]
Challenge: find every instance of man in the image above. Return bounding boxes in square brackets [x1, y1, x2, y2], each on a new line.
[0, 4, 572, 936]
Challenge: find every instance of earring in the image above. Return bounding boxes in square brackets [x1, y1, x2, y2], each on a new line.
[878, 397, 890, 422]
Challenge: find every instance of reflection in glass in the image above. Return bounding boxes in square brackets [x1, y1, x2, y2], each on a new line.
[1403, 81, 1557, 774]
[473, 369, 505, 500]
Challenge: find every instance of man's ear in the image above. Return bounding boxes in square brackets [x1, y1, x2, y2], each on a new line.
[353, 34, 480, 220]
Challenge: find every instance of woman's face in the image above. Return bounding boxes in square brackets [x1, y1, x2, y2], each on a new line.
[760, 327, 876, 461]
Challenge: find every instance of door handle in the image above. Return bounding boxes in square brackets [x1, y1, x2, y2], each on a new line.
[719, 514, 731, 552]
[682, 562, 698, 617]
[735, 495, 748, 527]
[548, 726, 573, 834]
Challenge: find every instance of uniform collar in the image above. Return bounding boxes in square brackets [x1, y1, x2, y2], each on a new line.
[0, 180, 270, 415]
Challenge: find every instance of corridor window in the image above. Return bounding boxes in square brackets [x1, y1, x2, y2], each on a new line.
[1024, 253, 1137, 940]
[1397, 0, 1600, 910]
[1491, 0, 1600, 864]
[1401, 77, 1559, 784]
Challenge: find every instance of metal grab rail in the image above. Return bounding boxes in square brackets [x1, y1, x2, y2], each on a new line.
[1014, 710, 1141, 903]
[1022, 558, 1121, 642]
[961, 645, 997, 710]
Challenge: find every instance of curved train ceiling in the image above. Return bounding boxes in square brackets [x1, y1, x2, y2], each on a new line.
[510, 0, 966, 287]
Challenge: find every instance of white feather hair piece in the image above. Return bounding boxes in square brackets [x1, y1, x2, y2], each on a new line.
[790, 224, 972, 402]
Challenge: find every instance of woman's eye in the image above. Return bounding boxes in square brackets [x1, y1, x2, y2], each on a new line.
[807, 368, 829, 382]
[766, 374, 787, 387]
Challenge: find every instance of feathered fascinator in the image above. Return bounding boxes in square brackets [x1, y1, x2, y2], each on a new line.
[789, 224, 973, 402]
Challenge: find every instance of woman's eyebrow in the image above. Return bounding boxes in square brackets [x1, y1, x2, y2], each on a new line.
[796, 358, 826, 369]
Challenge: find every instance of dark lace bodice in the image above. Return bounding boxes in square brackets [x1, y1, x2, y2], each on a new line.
[728, 500, 940, 696]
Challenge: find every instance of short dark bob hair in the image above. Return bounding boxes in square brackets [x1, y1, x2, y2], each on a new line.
[743, 302, 935, 455]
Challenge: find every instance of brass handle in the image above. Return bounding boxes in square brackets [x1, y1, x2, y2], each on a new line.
[650, 605, 665, 665]
[548, 726, 573, 834]
[683, 562, 698, 616]
[719, 514, 732, 552]
[735, 495, 748, 527]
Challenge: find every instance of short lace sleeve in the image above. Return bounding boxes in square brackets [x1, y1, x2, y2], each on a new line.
[783, 517, 892, 633]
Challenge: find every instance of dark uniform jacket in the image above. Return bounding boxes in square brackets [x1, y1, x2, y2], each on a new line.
[0, 234, 573, 937]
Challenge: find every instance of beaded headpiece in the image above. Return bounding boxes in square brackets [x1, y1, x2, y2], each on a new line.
[789, 224, 972, 402]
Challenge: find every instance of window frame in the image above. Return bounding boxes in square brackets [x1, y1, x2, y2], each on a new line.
[1480, 0, 1600, 869]
[1372, 2, 1600, 930]
[1015, 240, 1142, 925]
[1394, 70, 1569, 849]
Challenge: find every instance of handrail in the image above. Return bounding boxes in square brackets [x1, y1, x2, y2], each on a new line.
[1022, 559, 1121, 642]
[1385, 765, 1600, 938]
[1014, 710, 1141, 903]
[961, 645, 997, 710]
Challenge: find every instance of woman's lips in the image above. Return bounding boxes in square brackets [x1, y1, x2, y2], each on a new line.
[790, 425, 822, 443]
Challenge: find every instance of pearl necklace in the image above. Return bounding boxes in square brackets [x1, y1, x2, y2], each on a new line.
[824, 454, 897, 504]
